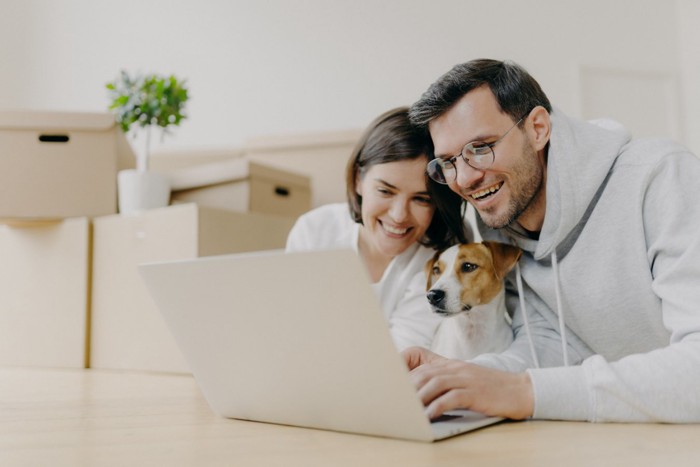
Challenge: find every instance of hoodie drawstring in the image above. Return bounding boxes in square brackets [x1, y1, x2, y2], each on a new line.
[515, 251, 570, 369]
[515, 262, 540, 368]
[551, 250, 570, 366]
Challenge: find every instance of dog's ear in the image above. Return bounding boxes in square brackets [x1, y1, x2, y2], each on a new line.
[483, 241, 522, 280]
[424, 251, 441, 290]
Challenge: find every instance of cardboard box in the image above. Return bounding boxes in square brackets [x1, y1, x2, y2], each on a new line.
[162, 157, 312, 218]
[0, 217, 90, 368]
[245, 129, 361, 207]
[152, 127, 362, 210]
[90, 203, 296, 373]
[0, 111, 135, 220]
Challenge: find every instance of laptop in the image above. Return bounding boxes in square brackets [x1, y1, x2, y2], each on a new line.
[139, 248, 503, 442]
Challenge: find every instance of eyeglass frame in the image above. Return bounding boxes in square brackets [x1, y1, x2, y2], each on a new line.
[426, 112, 530, 185]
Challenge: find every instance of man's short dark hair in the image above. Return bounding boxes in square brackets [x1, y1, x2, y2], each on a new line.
[409, 59, 552, 129]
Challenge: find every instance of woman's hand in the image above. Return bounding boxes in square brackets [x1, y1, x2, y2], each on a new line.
[402, 346, 446, 371]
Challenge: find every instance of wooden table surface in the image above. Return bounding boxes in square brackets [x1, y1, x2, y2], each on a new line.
[1, 367, 697, 466]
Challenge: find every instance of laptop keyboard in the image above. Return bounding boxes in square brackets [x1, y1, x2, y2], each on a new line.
[430, 413, 464, 424]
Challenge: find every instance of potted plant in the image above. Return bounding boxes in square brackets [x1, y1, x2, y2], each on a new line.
[106, 70, 189, 213]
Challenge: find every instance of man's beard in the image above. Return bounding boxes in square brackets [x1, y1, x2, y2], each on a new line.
[478, 141, 544, 230]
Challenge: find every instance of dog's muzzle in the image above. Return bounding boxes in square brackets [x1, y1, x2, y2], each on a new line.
[427, 289, 472, 314]
[427, 289, 445, 307]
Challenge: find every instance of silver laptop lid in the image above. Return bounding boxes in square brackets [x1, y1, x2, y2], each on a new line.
[139, 249, 500, 441]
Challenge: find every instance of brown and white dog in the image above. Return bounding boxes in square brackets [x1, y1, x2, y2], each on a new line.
[425, 241, 522, 361]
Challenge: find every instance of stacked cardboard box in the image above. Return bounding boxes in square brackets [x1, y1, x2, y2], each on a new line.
[0, 112, 312, 372]
[0, 111, 310, 372]
[163, 157, 312, 218]
[0, 111, 135, 368]
[90, 203, 296, 373]
[0, 111, 134, 220]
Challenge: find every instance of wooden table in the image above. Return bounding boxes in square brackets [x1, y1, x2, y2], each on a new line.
[1, 367, 697, 466]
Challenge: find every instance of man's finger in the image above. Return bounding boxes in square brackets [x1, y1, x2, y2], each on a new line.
[416, 371, 468, 407]
[425, 388, 470, 420]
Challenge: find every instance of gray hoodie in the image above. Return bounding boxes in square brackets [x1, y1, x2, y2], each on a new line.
[472, 108, 700, 422]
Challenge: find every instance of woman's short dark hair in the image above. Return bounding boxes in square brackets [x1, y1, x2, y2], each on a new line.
[345, 107, 468, 250]
[409, 59, 552, 130]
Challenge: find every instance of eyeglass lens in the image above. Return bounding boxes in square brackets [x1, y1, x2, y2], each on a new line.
[426, 114, 525, 184]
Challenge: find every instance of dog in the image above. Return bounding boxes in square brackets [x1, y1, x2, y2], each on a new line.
[425, 241, 522, 361]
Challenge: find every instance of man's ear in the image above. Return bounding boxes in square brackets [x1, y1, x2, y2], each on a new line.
[527, 106, 551, 152]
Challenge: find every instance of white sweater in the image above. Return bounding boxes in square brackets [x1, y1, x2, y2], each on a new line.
[285, 203, 442, 351]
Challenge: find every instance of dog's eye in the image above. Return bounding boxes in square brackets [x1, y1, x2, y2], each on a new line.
[461, 262, 478, 273]
[432, 265, 441, 276]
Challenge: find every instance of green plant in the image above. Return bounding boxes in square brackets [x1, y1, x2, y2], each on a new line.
[106, 70, 189, 170]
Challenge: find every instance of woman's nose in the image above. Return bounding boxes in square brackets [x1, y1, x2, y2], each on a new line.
[388, 199, 409, 222]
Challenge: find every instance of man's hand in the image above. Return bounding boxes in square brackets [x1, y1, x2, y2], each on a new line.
[401, 346, 535, 420]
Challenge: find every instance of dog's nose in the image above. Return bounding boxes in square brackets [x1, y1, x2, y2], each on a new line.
[427, 289, 445, 306]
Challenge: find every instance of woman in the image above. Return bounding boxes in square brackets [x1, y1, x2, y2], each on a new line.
[286, 107, 469, 350]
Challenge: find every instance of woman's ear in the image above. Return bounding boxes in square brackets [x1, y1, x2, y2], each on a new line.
[355, 171, 363, 196]
[527, 106, 551, 152]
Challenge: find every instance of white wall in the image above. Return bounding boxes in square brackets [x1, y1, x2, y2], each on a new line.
[0, 0, 694, 155]
[677, 0, 700, 155]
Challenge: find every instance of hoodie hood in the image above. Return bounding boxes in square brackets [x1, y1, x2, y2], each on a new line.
[493, 108, 632, 260]
[480, 109, 631, 370]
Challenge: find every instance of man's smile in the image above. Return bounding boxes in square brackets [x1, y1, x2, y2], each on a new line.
[469, 181, 504, 201]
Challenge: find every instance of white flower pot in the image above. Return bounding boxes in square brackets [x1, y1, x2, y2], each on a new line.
[117, 169, 171, 214]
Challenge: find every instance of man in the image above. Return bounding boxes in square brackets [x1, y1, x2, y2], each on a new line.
[404, 58, 700, 423]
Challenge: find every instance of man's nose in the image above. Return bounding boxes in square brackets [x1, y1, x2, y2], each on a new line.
[454, 156, 485, 189]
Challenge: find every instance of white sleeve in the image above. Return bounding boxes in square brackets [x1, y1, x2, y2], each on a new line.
[286, 204, 354, 253]
[387, 269, 442, 352]
[285, 213, 315, 253]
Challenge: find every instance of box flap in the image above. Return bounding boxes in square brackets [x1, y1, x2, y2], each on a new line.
[248, 161, 309, 187]
[0, 218, 63, 227]
[0, 110, 116, 131]
[165, 158, 252, 190]
[150, 147, 245, 171]
[165, 158, 310, 191]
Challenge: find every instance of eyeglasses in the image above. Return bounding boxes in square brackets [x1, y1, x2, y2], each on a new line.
[426, 114, 527, 185]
